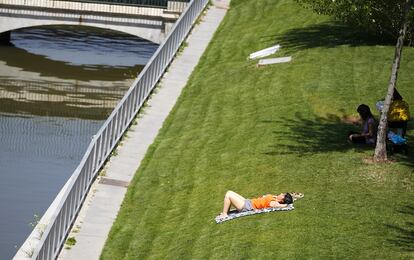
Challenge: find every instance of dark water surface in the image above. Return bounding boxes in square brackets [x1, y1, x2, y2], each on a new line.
[0, 25, 157, 258]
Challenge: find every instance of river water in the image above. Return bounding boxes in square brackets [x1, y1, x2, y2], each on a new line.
[0, 26, 157, 259]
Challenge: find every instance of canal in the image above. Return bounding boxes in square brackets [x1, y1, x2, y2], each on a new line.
[0, 25, 157, 259]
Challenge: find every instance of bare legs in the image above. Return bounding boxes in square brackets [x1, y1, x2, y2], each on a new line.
[220, 191, 246, 217]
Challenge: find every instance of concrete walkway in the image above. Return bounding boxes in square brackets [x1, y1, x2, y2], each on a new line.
[58, 1, 229, 259]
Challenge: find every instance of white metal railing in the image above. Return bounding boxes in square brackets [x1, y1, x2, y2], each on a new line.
[0, 0, 189, 16]
[14, 0, 208, 258]
[0, 0, 164, 16]
[167, 0, 189, 12]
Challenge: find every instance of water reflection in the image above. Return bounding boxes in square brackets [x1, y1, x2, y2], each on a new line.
[0, 116, 103, 259]
[0, 26, 158, 119]
[0, 55, 131, 119]
[0, 25, 157, 258]
[12, 26, 158, 67]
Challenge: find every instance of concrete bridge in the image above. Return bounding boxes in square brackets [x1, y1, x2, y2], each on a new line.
[0, 0, 189, 44]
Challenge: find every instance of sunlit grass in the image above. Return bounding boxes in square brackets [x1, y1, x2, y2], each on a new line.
[101, 0, 414, 259]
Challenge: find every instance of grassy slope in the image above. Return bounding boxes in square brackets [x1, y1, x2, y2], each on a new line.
[101, 0, 414, 259]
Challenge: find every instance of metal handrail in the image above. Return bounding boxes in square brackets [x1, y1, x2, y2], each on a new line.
[17, 0, 209, 258]
[54, 0, 191, 9]
[55, 0, 169, 8]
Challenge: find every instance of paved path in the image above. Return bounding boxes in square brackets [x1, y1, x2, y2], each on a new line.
[58, 1, 229, 259]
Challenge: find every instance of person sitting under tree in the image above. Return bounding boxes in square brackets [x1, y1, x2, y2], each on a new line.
[388, 88, 410, 136]
[348, 104, 377, 145]
[218, 190, 293, 219]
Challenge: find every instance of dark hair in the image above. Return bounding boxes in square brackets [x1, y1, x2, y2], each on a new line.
[393, 88, 403, 100]
[357, 104, 373, 120]
[283, 193, 293, 204]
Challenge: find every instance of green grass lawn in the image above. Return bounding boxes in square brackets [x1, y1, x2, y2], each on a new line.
[101, 0, 414, 258]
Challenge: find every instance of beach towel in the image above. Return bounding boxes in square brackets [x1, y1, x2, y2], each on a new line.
[215, 192, 303, 224]
[215, 204, 294, 223]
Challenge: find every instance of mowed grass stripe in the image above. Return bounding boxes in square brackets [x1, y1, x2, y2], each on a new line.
[102, 0, 414, 259]
[121, 94, 219, 258]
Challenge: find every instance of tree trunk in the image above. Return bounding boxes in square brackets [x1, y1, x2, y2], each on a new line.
[373, 0, 413, 162]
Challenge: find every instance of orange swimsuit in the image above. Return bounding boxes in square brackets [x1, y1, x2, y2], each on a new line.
[251, 195, 277, 209]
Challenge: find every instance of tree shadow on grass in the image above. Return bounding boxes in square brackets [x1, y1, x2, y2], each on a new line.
[385, 205, 414, 252]
[262, 112, 414, 167]
[263, 112, 371, 156]
[260, 23, 393, 52]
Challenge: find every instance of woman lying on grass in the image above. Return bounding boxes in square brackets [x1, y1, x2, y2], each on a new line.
[218, 190, 293, 219]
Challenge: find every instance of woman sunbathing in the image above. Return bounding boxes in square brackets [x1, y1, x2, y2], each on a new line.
[218, 190, 293, 219]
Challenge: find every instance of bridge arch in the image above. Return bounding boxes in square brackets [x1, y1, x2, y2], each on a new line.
[0, 18, 166, 44]
[0, 0, 185, 44]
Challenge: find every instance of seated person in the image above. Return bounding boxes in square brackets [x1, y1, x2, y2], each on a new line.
[388, 88, 410, 136]
[348, 104, 377, 145]
[218, 190, 293, 219]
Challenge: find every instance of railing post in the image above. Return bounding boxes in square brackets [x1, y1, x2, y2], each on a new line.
[107, 121, 114, 154]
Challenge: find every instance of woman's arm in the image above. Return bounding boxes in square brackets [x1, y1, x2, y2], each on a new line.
[269, 201, 287, 208]
[367, 120, 375, 137]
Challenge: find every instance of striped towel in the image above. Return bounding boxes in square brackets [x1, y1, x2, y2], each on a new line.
[215, 204, 294, 224]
